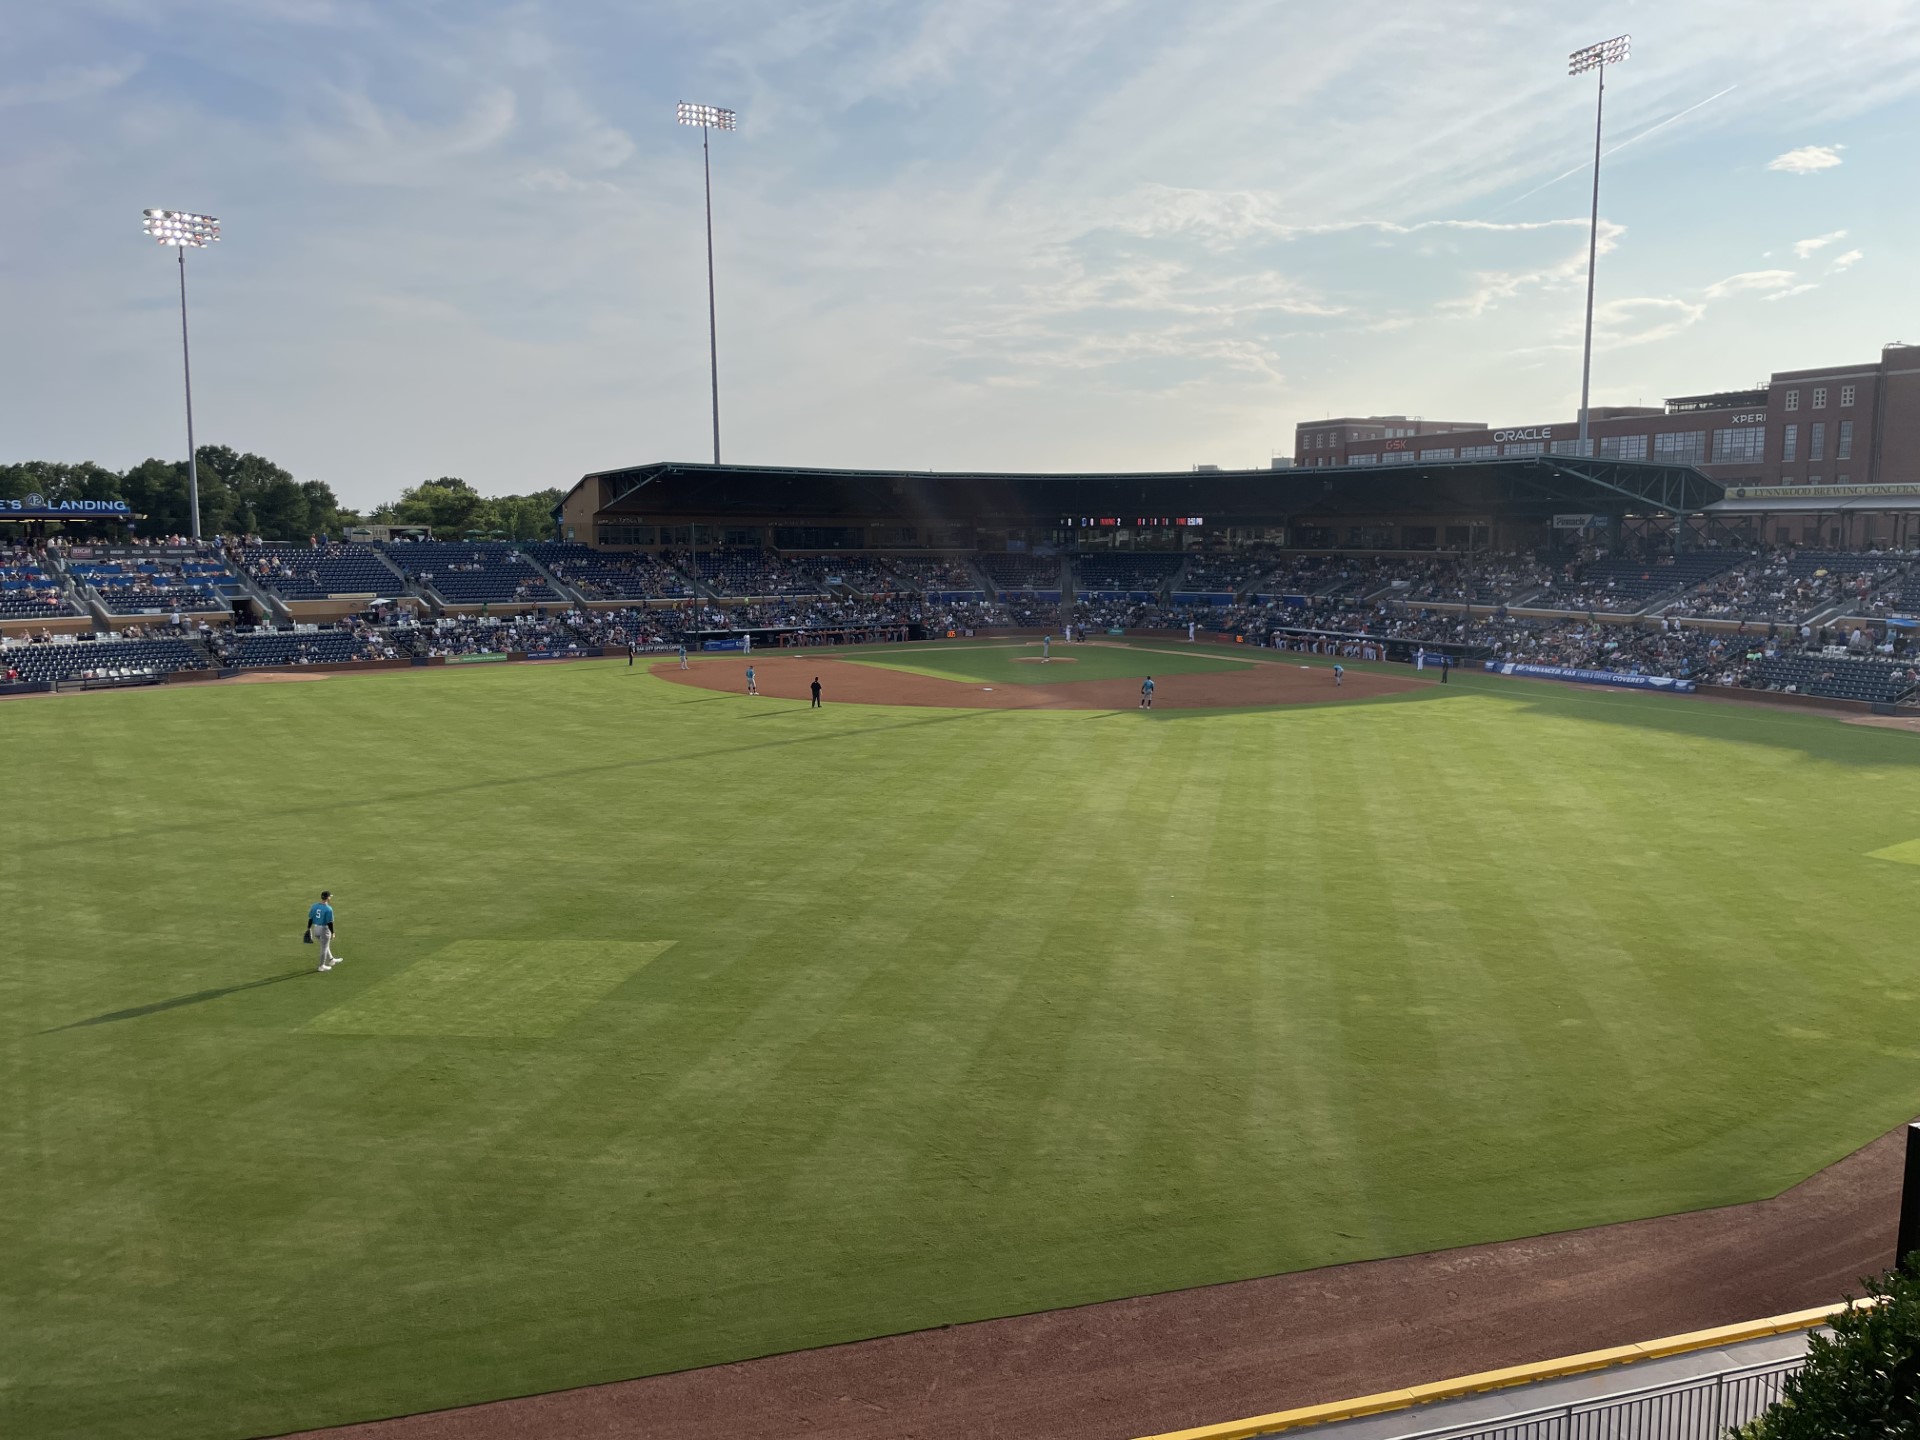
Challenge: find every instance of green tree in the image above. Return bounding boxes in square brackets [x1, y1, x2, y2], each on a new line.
[374, 477, 486, 535]
[1734, 1262, 1920, 1438]
[0, 460, 124, 504]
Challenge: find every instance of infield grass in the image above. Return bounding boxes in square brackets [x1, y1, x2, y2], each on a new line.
[7, 655, 1920, 1438]
[839, 636, 1252, 685]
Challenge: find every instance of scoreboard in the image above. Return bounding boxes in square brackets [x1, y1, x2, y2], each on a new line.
[1060, 516, 1205, 529]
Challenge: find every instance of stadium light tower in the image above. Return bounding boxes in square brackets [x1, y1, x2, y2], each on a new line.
[142, 208, 221, 540]
[1569, 35, 1629, 453]
[677, 102, 736, 466]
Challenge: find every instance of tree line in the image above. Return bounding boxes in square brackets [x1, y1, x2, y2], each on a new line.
[0, 451, 563, 544]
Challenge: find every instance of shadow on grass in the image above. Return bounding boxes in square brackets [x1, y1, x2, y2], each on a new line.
[36, 707, 1004, 855]
[1436, 669, 1920, 768]
[43, 969, 312, 1032]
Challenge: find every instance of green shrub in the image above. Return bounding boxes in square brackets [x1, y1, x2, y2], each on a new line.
[1732, 1261, 1920, 1439]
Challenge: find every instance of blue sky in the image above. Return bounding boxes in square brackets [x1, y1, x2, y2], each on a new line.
[4, 0, 1918, 507]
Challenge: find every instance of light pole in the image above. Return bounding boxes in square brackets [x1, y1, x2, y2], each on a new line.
[677, 102, 736, 468]
[142, 208, 220, 541]
[1569, 35, 1629, 455]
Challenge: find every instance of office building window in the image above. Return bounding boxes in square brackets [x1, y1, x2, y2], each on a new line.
[1838, 474, 1850, 485]
[1781, 424, 1798, 463]
[1784, 390, 1800, 411]
[1812, 386, 1827, 408]
[1347, 453, 1378, 466]
[1598, 434, 1648, 461]
[1809, 422, 1827, 461]
[1712, 426, 1766, 463]
[1837, 419, 1853, 459]
[1653, 431, 1706, 465]
[1461, 444, 1498, 460]
[1841, 384, 1856, 407]
[1808, 474, 1823, 485]
[1503, 441, 1545, 457]
[1383, 449, 1415, 463]
[1550, 439, 1595, 457]
[1419, 447, 1456, 461]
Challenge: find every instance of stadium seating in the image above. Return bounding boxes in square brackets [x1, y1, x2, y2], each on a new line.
[0, 550, 80, 619]
[881, 556, 982, 596]
[219, 630, 389, 667]
[688, 548, 822, 597]
[241, 543, 401, 600]
[781, 555, 911, 594]
[1748, 653, 1916, 704]
[1175, 550, 1280, 597]
[1672, 550, 1909, 622]
[978, 554, 1060, 592]
[0, 637, 208, 685]
[381, 542, 563, 605]
[67, 548, 239, 614]
[1535, 552, 1739, 613]
[522, 543, 695, 600]
[1074, 553, 1185, 596]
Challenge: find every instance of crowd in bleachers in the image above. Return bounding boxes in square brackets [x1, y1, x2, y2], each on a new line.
[1669, 550, 1905, 623]
[524, 543, 694, 600]
[238, 542, 399, 599]
[65, 547, 238, 614]
[882, 555, 982, 594]
[382, 540, 562, 605]
[978, 554, 1060, 592]
[1073, 552, 1186, 594]
[0, 546, 77, 619]
[691, 548, 821, 597]
[1400, 554, 1557, 606]
[1532, 551, 1738, 613]
[1175, 549, 1281, 596]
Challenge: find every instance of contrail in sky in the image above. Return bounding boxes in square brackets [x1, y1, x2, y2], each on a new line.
[1484, 84, 1739, 217]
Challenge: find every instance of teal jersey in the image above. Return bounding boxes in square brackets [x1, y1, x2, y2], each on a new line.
[308, 902, 334, 928]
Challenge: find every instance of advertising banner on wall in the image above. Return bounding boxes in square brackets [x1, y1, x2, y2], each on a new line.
[1484, 661, 1696, 693]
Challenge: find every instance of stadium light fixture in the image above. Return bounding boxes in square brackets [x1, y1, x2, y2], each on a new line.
[142, 209, 222, 540]
[1568, 36, 1629, 455]
[677, 102, 736, 466]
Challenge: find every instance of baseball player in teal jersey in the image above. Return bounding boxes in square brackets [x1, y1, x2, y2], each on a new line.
[307, 891, 341, 972]
[745, 664, 757, 695]
[1139, 675, 1155, 709]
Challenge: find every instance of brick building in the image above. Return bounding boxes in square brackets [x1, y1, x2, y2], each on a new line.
[1295, 343, 1920, 490]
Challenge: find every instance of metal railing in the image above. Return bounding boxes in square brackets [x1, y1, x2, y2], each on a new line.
[1332, 1355, 1800, 1440]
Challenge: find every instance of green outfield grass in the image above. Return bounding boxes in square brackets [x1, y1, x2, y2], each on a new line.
[7, 657, 1920, 1439]
[840, 636, 1253, 685]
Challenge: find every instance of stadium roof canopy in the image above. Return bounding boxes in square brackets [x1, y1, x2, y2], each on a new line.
[564, 456, 1723, 527]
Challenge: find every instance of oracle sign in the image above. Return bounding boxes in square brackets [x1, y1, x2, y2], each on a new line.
[1493, 427, 1553, 442]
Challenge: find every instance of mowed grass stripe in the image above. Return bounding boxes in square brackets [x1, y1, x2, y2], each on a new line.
[10, 661, 1920, 1438]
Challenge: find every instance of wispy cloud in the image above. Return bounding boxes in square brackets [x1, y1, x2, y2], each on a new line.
[1762, 283, 1820, 302]
[1768, 144, 1845, 173]
[1792, 229, 1847, 257]
[1702, 270, 1799, 300]
[0, 58, 143, 108]
[1829, 248, 1864, 270]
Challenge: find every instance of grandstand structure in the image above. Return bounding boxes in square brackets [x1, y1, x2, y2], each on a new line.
[13, 452, 1920, 708]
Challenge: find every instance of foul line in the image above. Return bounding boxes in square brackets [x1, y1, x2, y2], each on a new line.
[1133, 1301, 1863, 1440]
